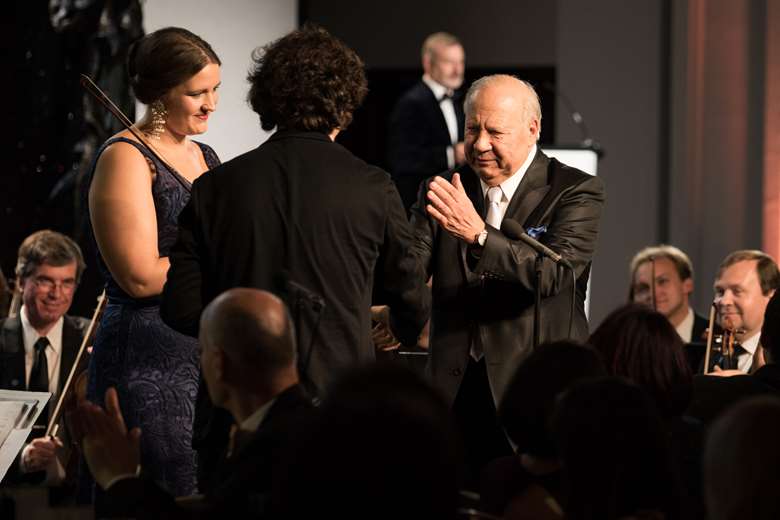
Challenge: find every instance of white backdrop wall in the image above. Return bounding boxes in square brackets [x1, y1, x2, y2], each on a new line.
[140, 0, 297, 161]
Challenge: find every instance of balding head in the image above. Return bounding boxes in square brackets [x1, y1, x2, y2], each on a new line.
[463, 75, 542, 186]
[200, 288, 296, 397]
[464, 75, 541, 131]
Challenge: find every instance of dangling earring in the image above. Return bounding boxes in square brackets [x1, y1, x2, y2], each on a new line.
[148, 100, 167, 140]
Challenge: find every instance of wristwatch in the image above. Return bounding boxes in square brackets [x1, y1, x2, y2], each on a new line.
[476, 228, 488, 247]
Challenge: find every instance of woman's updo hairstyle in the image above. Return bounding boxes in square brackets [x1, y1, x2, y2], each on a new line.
[127, 27, 221, 104]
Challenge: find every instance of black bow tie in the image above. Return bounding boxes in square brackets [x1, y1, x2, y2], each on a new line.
[438, 91, 455, 102]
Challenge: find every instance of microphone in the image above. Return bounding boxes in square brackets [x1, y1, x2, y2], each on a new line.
[500, 219, 566, 266]
[540, 82, 604, 158]
[500, 218, 576, 341]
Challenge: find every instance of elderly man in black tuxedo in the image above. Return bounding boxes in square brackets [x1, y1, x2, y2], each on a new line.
[160, 25, 431, 490]
[406, 75, 605, 483]
[76, 288, 313, 518]
[0, 230, 88, 483]
[388, 32, 466, 211]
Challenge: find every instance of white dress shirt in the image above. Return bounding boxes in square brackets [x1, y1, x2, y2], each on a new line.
[19, 305, 65, 481]
[422, 75, 459, 168]
[478, 144, 538, 223]
[239, 397, 278, 432]
[738, 332, 760, 373]
[470, 145, 537, 362]
[675, 307, 695, 343]
[20, 305, 62, 396]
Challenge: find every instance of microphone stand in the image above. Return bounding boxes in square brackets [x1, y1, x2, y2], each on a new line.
[533, 255, 543, 349]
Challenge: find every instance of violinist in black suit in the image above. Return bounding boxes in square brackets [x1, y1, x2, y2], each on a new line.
[406, 75, 605, 482]
[77, 288, 314, 518]
[388, 32, 466, 211]
[0, 230, 88, 483]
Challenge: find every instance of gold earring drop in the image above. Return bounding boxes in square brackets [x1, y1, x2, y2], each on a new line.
[149, 100, 167, 140]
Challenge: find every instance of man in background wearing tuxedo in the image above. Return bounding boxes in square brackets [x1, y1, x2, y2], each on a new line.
[388, 32, 466, 211]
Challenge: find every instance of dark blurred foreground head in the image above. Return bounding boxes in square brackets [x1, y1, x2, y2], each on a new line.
[553, 377, 682, 520]
[269, 363, 462, 519]
[704, 395, 780, 520]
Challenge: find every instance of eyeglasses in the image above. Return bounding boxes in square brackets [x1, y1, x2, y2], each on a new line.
[31, 276, 77, 293]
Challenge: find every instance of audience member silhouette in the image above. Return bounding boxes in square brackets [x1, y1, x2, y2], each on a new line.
[704, 395, 780, 520]
[589, 303, 703, 517]
[481, 341, 605, 516]
[552, 377, 682, 520]
[269, 363, 462, 520]
[75, 288, 313, 518]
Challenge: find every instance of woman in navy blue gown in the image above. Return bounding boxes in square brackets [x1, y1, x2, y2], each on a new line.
[86, 27, 221, 496]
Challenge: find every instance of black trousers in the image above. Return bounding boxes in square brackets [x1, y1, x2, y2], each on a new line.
[452, 357, 513, 489]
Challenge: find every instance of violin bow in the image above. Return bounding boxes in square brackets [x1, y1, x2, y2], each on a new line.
[46, 290, 107, 437]
[702, 302, 717, 375]
[79, 74, 190, 190]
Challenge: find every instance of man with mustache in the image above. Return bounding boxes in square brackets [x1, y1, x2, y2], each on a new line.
[388, 32, 467, 211]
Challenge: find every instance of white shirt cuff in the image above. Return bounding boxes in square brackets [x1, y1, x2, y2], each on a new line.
[103, 464, 142, 491]
[446, 146, 455, 169]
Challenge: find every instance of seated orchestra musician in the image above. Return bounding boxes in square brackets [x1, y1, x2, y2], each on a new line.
[0, 230, 89, 486]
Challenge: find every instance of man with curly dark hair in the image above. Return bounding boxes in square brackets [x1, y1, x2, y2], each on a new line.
[161, 25, 431, 490]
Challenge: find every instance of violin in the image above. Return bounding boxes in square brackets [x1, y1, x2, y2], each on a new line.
[702, 302, 744, 374]
[47, 290, 106, 438]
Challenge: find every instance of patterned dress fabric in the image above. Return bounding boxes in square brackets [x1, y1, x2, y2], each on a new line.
[86, 137, 220, 496]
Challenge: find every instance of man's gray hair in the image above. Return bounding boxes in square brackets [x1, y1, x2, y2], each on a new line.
[15, 230, 86, 283]
[421, 32, 461, 61]
[464, 75, 542, 141]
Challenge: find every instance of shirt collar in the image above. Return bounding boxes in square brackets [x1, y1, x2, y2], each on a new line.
[741, 332, 760, 355]
[480, 144, 537, 202]
[20, 305, 63, 358]
[239, 396, 278, 432]
[675, 307, 695, 343]
[422, 75, 450, 101]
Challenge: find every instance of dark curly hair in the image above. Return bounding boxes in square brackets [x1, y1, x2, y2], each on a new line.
[246, 24, 368, 133]
[128, 27, 221, 104]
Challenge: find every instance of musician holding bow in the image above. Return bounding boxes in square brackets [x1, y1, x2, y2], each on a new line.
[85, 27, 222, 496]
[0, 230, 88, 484]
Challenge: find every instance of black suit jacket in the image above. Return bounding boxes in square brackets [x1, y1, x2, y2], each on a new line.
[0, 314, 88, 394]
[0, 313, 88, 484]
[162, 130, 430, 392]
[410, 149, 605, 405]
[388, 81, 465, 210]
[105, 384, 314, 519]
[687, 371, 776, 425]
[684, 312, 711, 374]
[161, 131, 430, 473]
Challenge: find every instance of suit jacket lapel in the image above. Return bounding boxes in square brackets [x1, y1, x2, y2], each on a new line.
[422, 83, 452, 145]
[59, 316, 82, 394]
[505, 150, 551, 227]
[1, 316, 27, 390]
